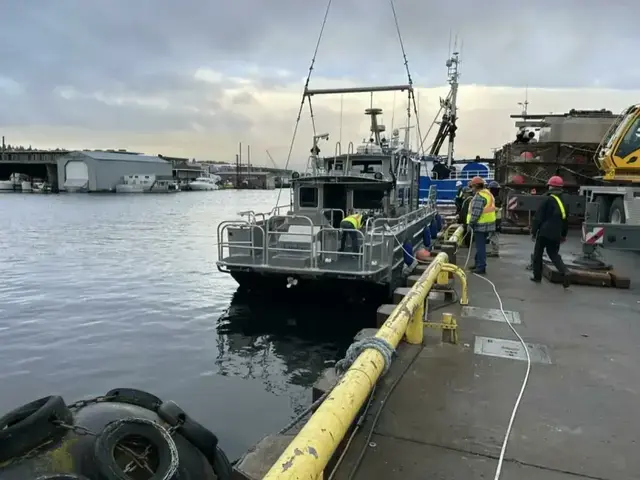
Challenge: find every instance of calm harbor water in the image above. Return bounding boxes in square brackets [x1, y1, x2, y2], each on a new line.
[0, 190, 363, 460]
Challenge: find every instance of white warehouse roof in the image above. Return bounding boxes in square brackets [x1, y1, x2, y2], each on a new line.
[75, 151, 169, 164]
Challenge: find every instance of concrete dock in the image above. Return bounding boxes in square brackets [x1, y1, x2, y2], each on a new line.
[330, 234, 640, 480]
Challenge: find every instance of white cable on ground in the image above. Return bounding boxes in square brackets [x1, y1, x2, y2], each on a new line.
[465, 229, 531, 480]
[389, 224, 531, 480]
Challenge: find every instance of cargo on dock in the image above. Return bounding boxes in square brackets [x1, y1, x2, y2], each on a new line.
[233, 230, 640, 480]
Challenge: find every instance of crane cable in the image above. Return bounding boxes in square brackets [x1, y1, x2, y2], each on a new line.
[388, 0, 424, 156]
[274, 0, 333, 210]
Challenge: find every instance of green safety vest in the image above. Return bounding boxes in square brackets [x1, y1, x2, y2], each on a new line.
[343, 214, 363, 229]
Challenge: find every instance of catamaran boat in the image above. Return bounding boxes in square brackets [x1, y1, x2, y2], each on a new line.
[216, 87, 438, 301]
[189, 175, 220, 191]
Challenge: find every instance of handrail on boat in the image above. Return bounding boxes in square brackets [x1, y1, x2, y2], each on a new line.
[262, 251, 468, 479]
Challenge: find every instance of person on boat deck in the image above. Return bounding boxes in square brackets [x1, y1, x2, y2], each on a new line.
[454, 180, 464, 214]
[487, 181, 502, 257]
[466, 176, 496, 274]
[530, 176, 570, 288]
[339, 211, 367, 253]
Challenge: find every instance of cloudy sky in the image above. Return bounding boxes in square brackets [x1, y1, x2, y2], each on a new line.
[2, 0, 639, 168]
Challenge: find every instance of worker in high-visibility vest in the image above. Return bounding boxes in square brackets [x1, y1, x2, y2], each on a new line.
[487, 181, 502, 257]
[530, 175, 570, 288]
[466, 176, 496, 274]
[339, 211, 364, 253]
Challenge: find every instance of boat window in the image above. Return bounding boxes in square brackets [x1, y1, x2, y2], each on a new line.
[299, 186, 318, 207]
[615, 115, 640, 158]
[353, 189, 384, 209]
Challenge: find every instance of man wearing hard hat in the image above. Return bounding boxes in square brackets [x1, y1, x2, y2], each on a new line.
[530, 175, 570, 288]
[466, 176, 496, 274]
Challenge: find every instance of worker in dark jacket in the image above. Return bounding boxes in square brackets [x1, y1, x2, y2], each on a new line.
[454, 180, 464, 214]
[458, 187, 473, 247]
[530, 176, 570, 287]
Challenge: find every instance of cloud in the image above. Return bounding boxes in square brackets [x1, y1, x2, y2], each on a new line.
[1, 0, 639, 166]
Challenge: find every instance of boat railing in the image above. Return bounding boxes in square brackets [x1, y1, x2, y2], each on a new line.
[216, 220, 265, 263]
[317, 227, 368, 271]
[321, 208, 345, 227]
[265, 214, 317, 267]
[370, 205, 436, 234]
[430, 168, 495, 181]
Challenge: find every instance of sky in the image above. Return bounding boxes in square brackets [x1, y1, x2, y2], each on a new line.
[1, 0, 639, 169]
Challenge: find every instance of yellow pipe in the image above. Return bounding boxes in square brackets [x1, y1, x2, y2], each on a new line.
[263, 252, 449, 479]
[442, 263, 468, 305]
[442, 223, 459, 240]
[447, 225, 465, 246]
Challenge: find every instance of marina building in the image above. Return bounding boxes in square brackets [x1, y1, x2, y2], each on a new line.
[57, 151, 173, 192]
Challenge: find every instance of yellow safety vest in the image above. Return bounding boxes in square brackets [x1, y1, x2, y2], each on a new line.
[550, 194, 566, 220]
[343, 214, 363, 229]
[466, 189, 497, 224]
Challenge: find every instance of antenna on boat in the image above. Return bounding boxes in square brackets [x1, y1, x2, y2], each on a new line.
[445, 41, 460, 168]
[339, 94, 344, 144]
[518, 86, 529, 117]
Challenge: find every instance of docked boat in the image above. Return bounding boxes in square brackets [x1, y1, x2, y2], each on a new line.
[0, 173, 25, 192]
[418, 51, 494, 206]
[115, 174, 178, 193]
[189, 175, 220, 191]
[216, 96, 437, 301]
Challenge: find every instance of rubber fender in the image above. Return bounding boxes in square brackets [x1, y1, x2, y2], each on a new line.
[105, 388, 162, 411]
[212, 446, 233, 480]
[402, 242, 414, 266]
[0, 396, 72, 463]
[35, 475, 91, 479]
[94, 417, 178, 480]
[422, 227, 432, 249]
[157, 401, 220, 472]
[429, 220, 439, 239]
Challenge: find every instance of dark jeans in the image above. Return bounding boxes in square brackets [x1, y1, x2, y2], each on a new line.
[339, 221, 359, 253]
[532, 236, 568, 280]
[474, 231, 487, 271]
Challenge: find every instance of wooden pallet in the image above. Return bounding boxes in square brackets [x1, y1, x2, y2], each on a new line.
[542, 264, 630, 289]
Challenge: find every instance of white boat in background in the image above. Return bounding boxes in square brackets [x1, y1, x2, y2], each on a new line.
[189, 176, 220, 191]
[115, 174, 178, 193]
[21, 181, 33, 192]
[0, 173, 23, 191]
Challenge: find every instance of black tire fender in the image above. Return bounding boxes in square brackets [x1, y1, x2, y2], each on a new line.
[94, 417, 179, 480]
[105, 388, 163, 411]
[213, 446, 233, 480]
[157, 401, 219, 471]
[0, 396, 72, 463]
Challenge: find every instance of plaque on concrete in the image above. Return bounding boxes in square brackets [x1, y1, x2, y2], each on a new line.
[474, 336, 552, 364]
[462, 306, 522, 324]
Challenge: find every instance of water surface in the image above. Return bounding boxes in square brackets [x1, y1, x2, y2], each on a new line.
[0, 190, 360, 459]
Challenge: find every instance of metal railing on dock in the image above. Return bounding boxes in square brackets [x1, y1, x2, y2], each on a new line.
[262, 249, 468, 479]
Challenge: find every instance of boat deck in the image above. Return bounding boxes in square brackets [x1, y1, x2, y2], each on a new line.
[218, 253, 390, 276]
[332, 234, 640, 479]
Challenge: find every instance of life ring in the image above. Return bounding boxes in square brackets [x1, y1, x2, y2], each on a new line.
[94, 417, 179, 480]
[0, 396, 72, 463]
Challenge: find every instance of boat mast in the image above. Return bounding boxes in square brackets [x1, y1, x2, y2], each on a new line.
[445, 51, 460, 168]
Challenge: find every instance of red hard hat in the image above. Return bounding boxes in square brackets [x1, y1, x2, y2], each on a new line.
[470, 176, 485, 186]
[547, 176, 564, 187]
